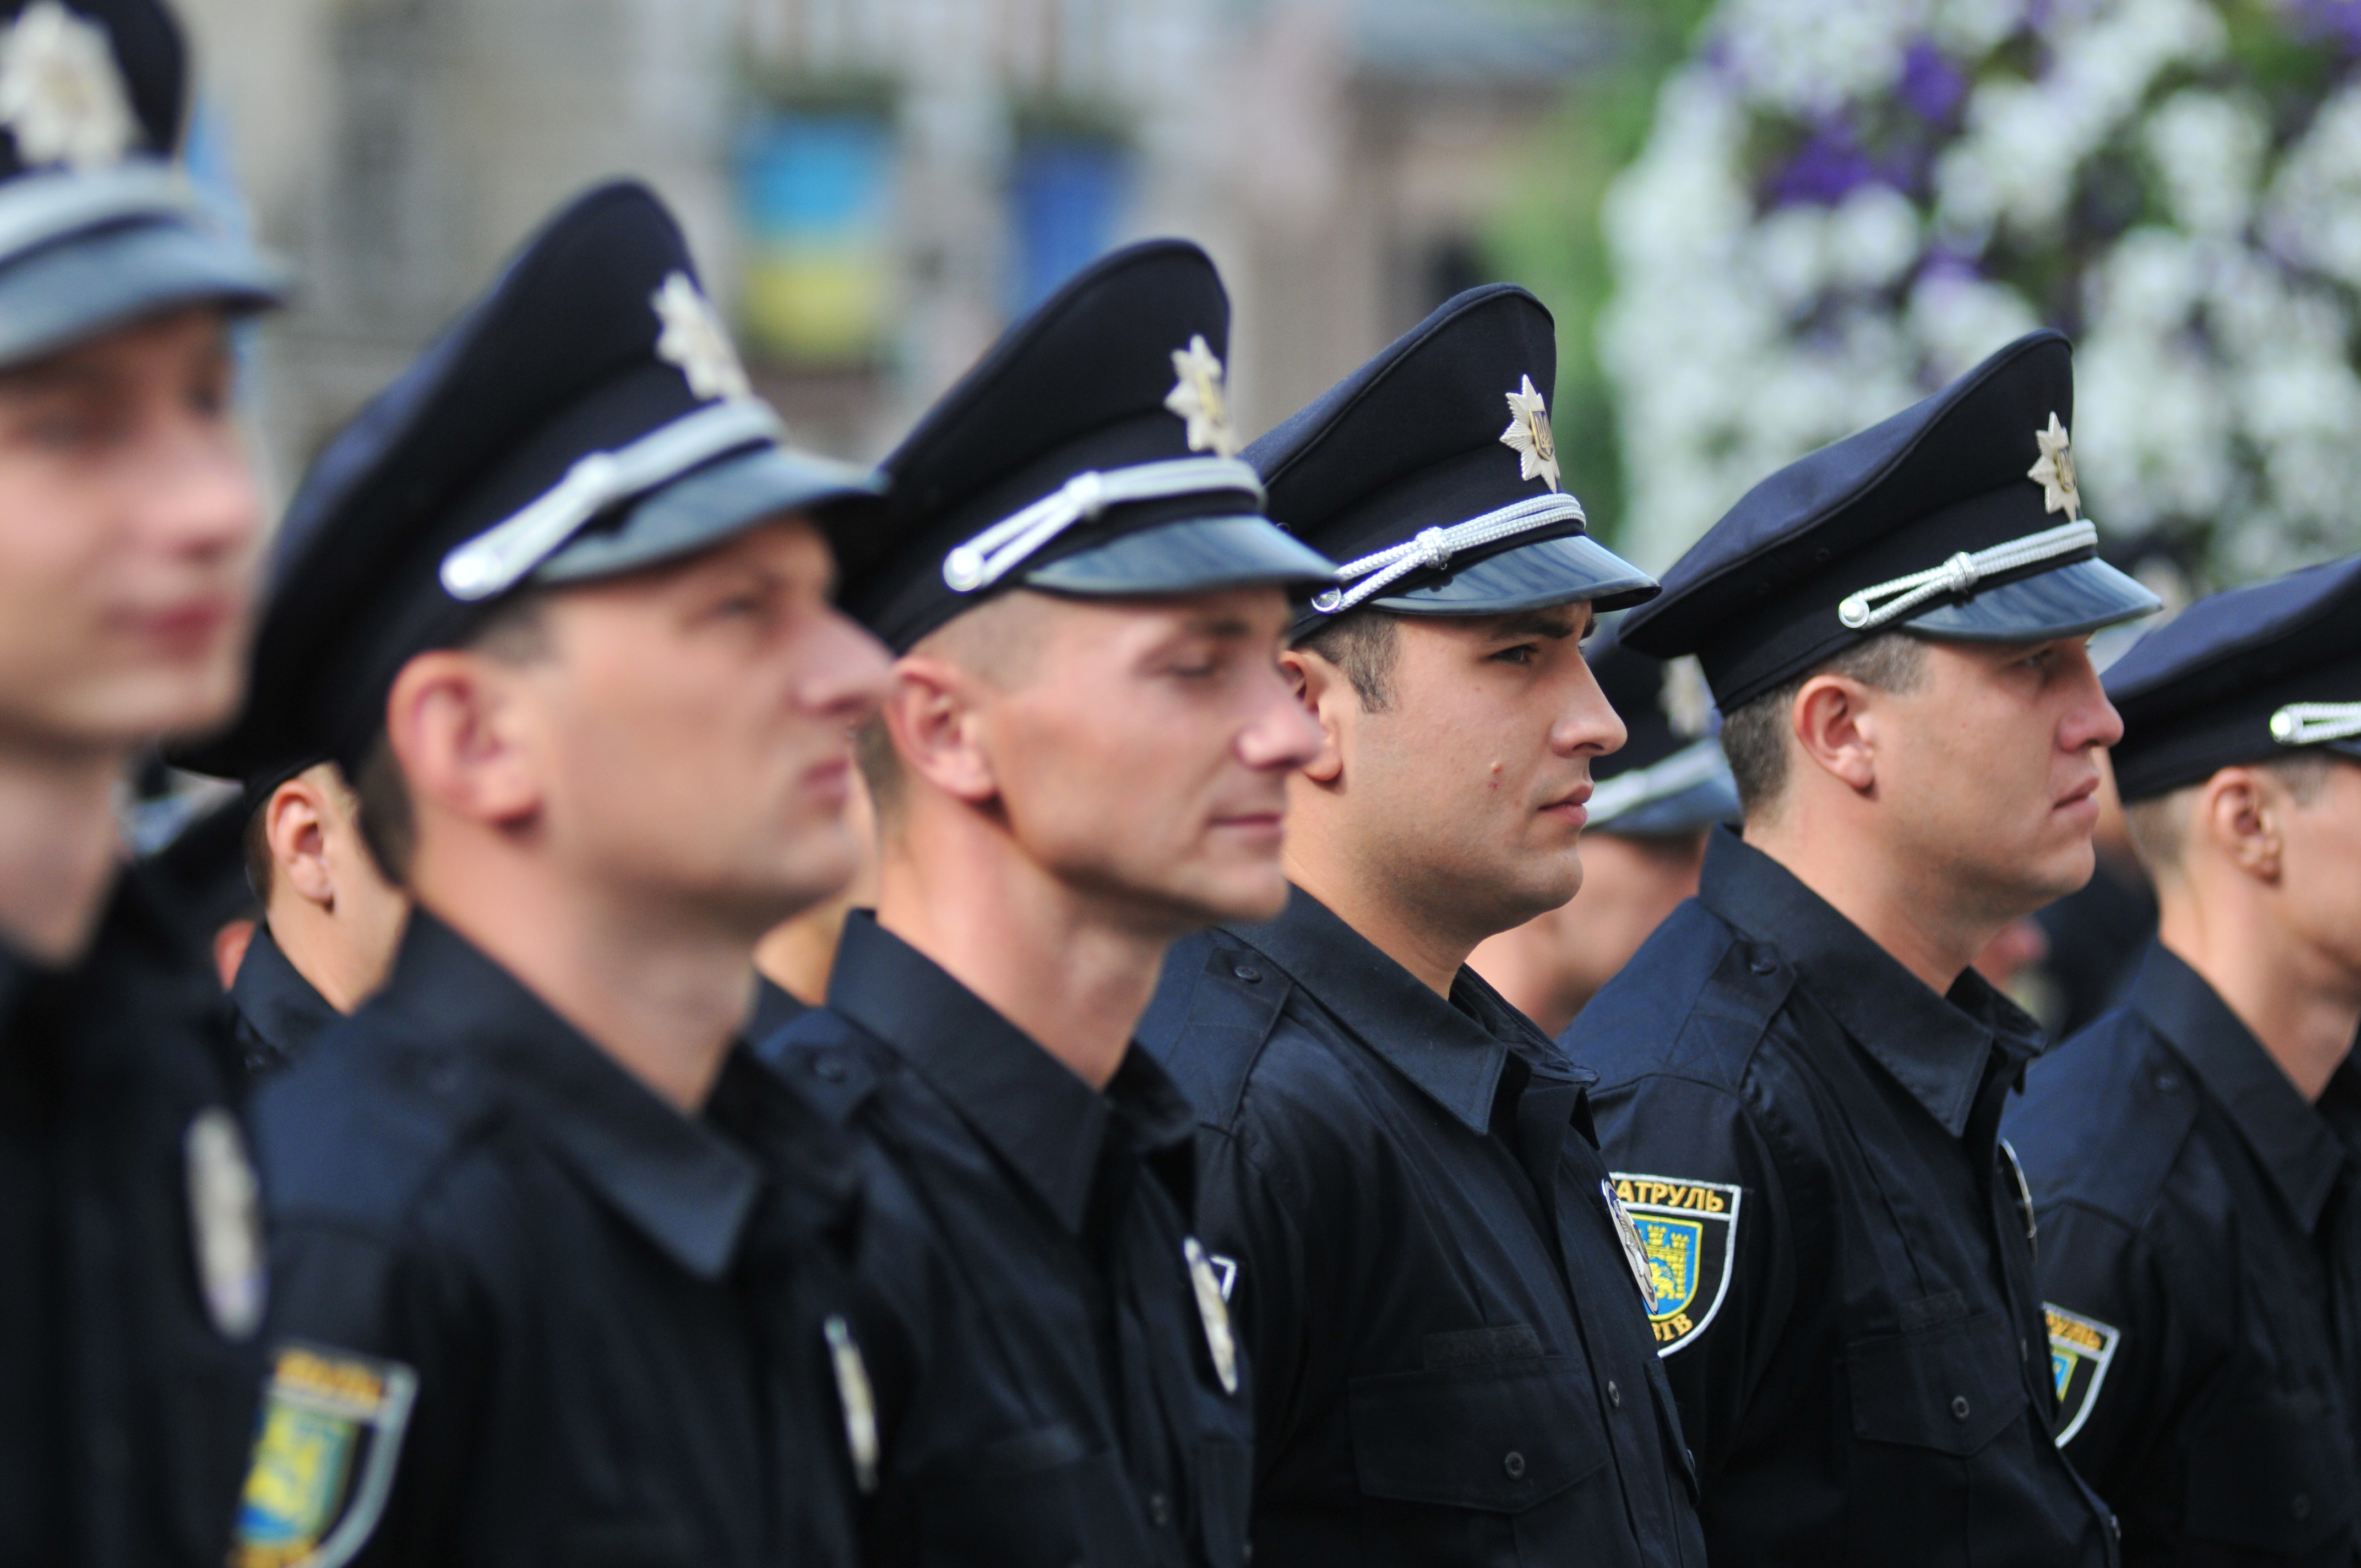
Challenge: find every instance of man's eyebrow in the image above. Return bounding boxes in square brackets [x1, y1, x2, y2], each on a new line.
[1180, 613, 1256, 639]
[1489, 609, 1582, 640]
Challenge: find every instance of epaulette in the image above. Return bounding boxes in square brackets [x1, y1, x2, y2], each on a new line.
[2008, 1010, 2200, 1227]
[1572, 899, 1792, 1092]
[1136, 930, 1293, 1128]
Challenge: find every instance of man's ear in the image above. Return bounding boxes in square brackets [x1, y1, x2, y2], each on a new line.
[2200, 766, 2283, 883]
[1789, 674, 1880, 795]
[265, 777, 336, 909]
[384, 649, 545, 830]
[1279, 645, 1348, 786]
[880, 655, 1001, 805]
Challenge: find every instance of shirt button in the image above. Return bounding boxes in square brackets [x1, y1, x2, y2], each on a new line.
[1748, 956, 1777, 975]
[1606, 1380, 1622, 1408]
[2154, 1070, 2182, 1093]
[1950, 1395, 1971, 1421]
[813, 1054, 849, 1083]
[1149, 1492, 1170, 1527]
[2292, 1493, 2312, 1521]
[1502, 1450, 1526, 1479]
[1233, 964, 1263, 983]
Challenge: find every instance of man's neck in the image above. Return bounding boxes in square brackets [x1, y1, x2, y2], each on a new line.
[1282, 841, 1476, 998]
[411, 835, 750, 1112]
[873, 812, 1169, 1092]
[1743, 814, 1994, 996]
[2157, 886, 2361, 1103]
[0, 741, 127, 963]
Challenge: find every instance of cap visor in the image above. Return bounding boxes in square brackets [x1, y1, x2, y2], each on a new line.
[1022, 514, 1339, 596]
[1368, 531, 1660, 617]
[1903, 557, 2163, 641]
[534, 446, 886, 586]
[0, 218, 286, 367]
[1597, 772, 1741, 837]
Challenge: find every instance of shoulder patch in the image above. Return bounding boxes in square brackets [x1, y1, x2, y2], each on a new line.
[232, 1342, 417, 1568]
[2045, 1303, 2121, 1446]
[1612, 1172, 1742, 1355]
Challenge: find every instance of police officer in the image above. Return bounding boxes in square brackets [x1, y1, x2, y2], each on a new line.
[224, 182, 891, 1566]
[757, 239, 1328, 1568]
[2005, 554, 2361, 1564]
[0, 0, 288, 1559]
[1471, 628, 1737, 1036]
[1136, 284, 1706, 1566]
[1575, 330, 2160, 1565]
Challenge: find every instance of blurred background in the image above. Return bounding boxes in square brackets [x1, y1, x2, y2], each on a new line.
[181, 0, 2361, 590]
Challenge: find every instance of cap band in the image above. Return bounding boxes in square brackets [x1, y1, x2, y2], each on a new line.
[942, 455, 1265, 593]
[439, 398, 785, 601]
[1309, 492, 1587, 616]
[1837, 520, 2097, 631]
[0, 161, 198, 269]
[1588, 736, 1728, 827]
[2271, 702, 2361, 746]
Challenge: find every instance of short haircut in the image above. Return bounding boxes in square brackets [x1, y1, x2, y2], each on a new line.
[349, 590, 552, 888]
[241, 793, 276, 902]
[2123, 752, 2341, 879]
[855, 591, 1046, 829]
[1720, 633, 1932, 818]
[1294, 609, 1400, 712]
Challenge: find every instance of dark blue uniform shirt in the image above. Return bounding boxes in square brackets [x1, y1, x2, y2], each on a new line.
[2005, 942, 2361, 1565]
[1138, 887, 1705, 1568]
[0, 865, 264, 1567]
[757, 911, 1254, 1568]
[1574, 829, 2117, 1567]
[242, 911, 866, 1567]
[228, 922, 341, 1077]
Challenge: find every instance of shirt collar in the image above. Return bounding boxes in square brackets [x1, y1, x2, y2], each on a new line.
[1696, 827, 2038, 1136]
[2130, 941, 2353, 1235]
[374, 910, 802, 1280]
[825, 910, 1118, 1236]
[230, 923, 344, 1066]
[1218, 885, 1564, 1135]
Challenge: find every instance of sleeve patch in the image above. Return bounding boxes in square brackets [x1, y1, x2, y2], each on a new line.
[232, 1342, 417, 1568]
[2045, 1304, 2121, 1447]
[1611, 1172, 1743, 1356]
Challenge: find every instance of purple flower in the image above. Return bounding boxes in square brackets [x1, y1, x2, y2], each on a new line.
[2287, 0, 2361, 53]
[1770, 121, 1880, 205]
[1898, 42, 1967, 122]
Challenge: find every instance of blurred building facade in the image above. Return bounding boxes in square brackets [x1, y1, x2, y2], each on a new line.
[179, 0, 1593, 489]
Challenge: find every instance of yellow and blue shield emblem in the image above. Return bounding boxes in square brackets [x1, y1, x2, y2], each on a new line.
[2044, 1304, 2121, 1446]
[232, 1342, 417, 1568]
[1612, 1172, 1742, 1356]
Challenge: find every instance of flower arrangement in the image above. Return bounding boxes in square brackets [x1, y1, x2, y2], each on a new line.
[1598, 0, 2361, 580]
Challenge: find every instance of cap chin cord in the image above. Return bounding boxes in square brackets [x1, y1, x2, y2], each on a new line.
[939, 456, 1265, 593]
[1836, 520, 2097, 631]
[2270, 703, 2361, 746]
[1309, 492, 1588, 616]
[439, 398, 785, 601]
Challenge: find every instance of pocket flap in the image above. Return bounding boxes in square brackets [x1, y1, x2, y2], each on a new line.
[2185, 1391, 2359, 1553]
[1847, 1311, 2028, 1456]
[1348, 1358, 1609, 1513]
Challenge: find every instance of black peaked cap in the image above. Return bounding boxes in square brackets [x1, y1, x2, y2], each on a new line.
[180, 179, 880, 783]
[2104, 553, 2361, 802]
[853, 239, 1335, 653]
[1619, 330, 2159, 711]
[0, 0, 284, 364]
[1585, 624, 1738, 835]
[1247, 284, 1657, 639]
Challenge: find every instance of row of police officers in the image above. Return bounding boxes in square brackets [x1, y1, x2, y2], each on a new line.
[3, 1, 2359, 1565]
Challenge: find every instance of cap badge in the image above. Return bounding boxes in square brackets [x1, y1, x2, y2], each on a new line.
[1500, 374, 1560, 493]
[1660, 656, 1714, 740]
[1165, 334, 1239, 459]
[184, 1106, 266, 1340]
[2028, 412, 2080, 522]
[0, 1, 137, 172]
[651, 270, 753, 403]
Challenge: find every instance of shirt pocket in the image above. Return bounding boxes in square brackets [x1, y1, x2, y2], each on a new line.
[913, 1423, 1152, 1567]
[1348, 1356, 1611, 1513]
[1846, 1310, 2028, 1456]
[2183, 1389, 2358, 1556]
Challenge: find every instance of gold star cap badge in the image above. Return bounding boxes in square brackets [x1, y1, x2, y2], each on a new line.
[1500, 374, 1560, 492]
[2028, 412, 2079, 522]
[651, 271, 753, 404]
[0, 0, 137, 171]
[1165, 335, 1238, 459]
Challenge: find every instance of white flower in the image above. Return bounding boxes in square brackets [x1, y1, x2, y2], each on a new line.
[2145, 89, 2266, 237]
[0, 0, 135, 171]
